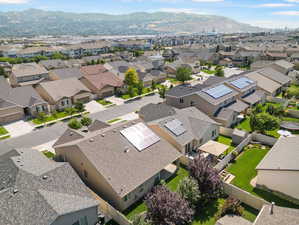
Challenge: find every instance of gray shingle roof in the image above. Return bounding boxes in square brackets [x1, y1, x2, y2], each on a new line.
[256, 136, 299, 171]
[139, 103, 176, 122]
[273, 60, 294, 70]
[55, 120, 181, 198]
[257, 67, 291, 85]
[0, 77, 46, 108]
[254, 205, 299, 225]
[166, 83, 208, 98]
[0, 148, 98, 225]
[148, 107, 219, 146]
[12, 62, 48, 77]
[50, 67, 84, 80]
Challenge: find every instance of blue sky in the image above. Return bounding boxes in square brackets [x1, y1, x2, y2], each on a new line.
[1, 0, 299, 28]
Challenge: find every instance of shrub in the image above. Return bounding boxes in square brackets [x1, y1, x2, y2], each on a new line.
[177, 176, 201, 208]
[74, 102, 85, 112]
[132, 215, 152, 225]
[64, 107, 77, 115]
[80, 117, 92, 127]
[146, 185, 194, 225]
[37, 112, 47, 122]
[68, 119, 82, 129]
[219, 197, 244, 218]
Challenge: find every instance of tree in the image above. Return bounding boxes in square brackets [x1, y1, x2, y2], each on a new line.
[51, 52, 66, 60]
[189, 156, 223, 206]
[266, 104, 284, 117]
[250, 113, 280, 134]
[177, 177, 201, 209]
[128, 85, 135, 97]
[145, 185, 194, 225]
[176, 67, 192, 83]
[125, 68, 139, 86]
[158, 85, 166, 99]
[215, 68, 224, 77]
[219, 197, 244, 218]
[68, 118, 82, 130]
[132, 215, 152, 225]
[81, 117, 92, 128]
[252, 103, 263, 114]
[287, 86, 299, 99]
[137, 80, 144, 95]
[74, 102, 85, 112]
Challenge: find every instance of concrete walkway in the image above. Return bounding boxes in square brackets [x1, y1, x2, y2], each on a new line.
[4, 120, 35, 138]
[85, 100, 105, 114]
[105, 96, 125, 106]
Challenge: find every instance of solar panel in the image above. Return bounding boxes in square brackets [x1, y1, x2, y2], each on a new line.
[120, 122, 160, 151]
[230, 77, 254, 89]
[164, 119, 186, 136]
[204, 84, 233, 99]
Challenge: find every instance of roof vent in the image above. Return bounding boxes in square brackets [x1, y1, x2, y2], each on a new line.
[70, 132, 74, 136]
[101, 134, 105, 137]
[124, 147, 130, 153]
[270, 202, 275, 215]
[42, 175, 48, 180]
[13, 189, 18, 194]
[89, 138, 95, 142]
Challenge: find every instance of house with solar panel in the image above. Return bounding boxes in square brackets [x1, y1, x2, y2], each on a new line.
[165, 75, 264, 127]
[139, 103, 220, 157]
[53, 120, 181, 211]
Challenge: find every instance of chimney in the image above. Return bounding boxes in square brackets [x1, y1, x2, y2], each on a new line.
[270, 202, 275, 214]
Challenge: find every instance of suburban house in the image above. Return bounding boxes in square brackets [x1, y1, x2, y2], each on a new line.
[104, 61, 131, 81]
[250, 60, 273, 70]
[80, 65, 123, 98]
[0, 147, 99, 225]
[35, 78, 92, 111]
[9, 62, 49, 87]
[53, 120, 181, 211]
[165, 76, 259, 127]
[256, 136, 299, 202]
[49, 68, 84, 81]
[39, 59, 68, 70]
[0, 77, 49, 124]
[245, 71, 282, 96]
[140, 103, 219, 156]
[269, 60, 294, 75]
[256, 67, 291, 88]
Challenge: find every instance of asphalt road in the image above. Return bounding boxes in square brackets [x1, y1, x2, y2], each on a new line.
[0, 94, 162, 149]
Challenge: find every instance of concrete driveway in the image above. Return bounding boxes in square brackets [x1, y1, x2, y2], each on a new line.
[85, 100, 105, 114]
[224, 67, 243, 78]
[106, 96, 125, 106]
[3, 120, 35, 138]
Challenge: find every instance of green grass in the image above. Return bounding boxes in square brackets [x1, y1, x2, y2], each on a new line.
[202, 69, 216, 75]
[107, 118, 122, 124]
[42, 150, 55, 159]
[0, 135, 10, 140]
[97, 99, 113, 106]
[0, 126, 8, 135]
[32, 111, 71, 125]
[120, 87, 153, 100]
[227, 146, 299, 209]
[216, 135, 236, 155]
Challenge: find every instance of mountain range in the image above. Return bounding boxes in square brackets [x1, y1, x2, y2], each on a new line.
[0, 9, 266, 37]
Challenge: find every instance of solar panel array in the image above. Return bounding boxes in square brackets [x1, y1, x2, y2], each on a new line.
[230, 77, 254, 89]
[120, 122, 160, 151]
[204, 84, 233, 99]
[164, 119, 186, 136]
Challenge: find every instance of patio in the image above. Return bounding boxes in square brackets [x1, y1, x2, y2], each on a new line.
[199, 140, 229, 157]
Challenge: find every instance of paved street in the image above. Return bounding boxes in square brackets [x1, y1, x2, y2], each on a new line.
[0, 94, 162, 150]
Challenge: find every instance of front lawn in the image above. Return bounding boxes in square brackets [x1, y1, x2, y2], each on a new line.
[216, 135, 236, 155]
[97, 99, 113, 106]
[202, 69, 216, 75]
[0, 126, 8, 135]
[166, 77, 182, 85]
[32, 111, 74, 125]
[227, 145, 299, 209]
[42, 150, 55, 159]
[107, 118, 122, 124]
[120, 87, 153, 100]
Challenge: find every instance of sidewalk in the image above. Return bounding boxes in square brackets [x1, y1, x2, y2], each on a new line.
[3, 120, 34, 138]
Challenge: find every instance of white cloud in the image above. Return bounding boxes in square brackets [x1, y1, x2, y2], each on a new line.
[285, 0, 299, 3]
[249, 19, 299, 28]
[255, 3, 294, 7]
[192, 0, 224, 2]
[159, 8, 208, 14]
[273, 11, 299, 15]
[0, 0, 29, 3]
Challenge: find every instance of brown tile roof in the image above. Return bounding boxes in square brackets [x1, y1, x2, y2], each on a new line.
[80, 65, 123, 90]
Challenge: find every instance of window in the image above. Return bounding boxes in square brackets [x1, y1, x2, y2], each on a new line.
[212, 130, 216, 137]
[80, 216, 88, 225]
[179, 98, 184, 103]
[83, 170, 88, 178]
[190, 101, 194, 106]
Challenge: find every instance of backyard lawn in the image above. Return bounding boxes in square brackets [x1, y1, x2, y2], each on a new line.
[216, 135, 236, 155]
[227, 145, 299, 209]
[0, 126, 8, 135]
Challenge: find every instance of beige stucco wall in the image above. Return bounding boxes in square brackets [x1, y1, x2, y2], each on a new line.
[256, 170, 299, 200]
[80, 78, 116, 98]
[73, 91, 92, 103]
